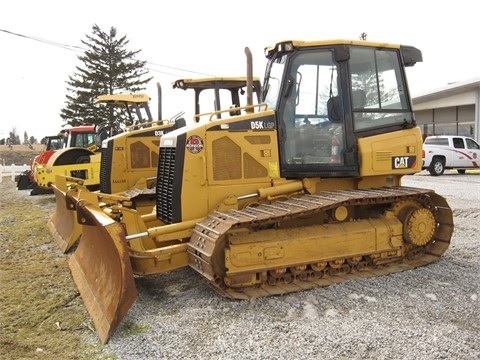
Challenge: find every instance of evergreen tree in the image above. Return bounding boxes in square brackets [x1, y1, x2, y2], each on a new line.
[60, 24, 152, 129]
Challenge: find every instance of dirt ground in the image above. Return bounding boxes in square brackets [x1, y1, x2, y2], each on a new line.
[1, 145, 478, 359]
[0, 176, 112, 359]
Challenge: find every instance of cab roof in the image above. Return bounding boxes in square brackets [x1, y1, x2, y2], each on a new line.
[95, 93, 151, 105]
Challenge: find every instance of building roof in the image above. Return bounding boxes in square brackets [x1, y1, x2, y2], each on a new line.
[412, 77, 480, 105]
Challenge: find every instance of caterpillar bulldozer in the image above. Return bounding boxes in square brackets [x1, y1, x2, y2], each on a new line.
[33, 92, 165, 196]
[48, 77, 262, 253]
[66, 39, 454, 344]
[48, 91, 178, 252]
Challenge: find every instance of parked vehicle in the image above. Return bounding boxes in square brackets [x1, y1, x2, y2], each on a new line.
[422, 135, 480, 175]
[16, 127, 97, 194]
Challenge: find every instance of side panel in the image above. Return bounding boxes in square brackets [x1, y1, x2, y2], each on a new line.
[101, 128, 165, 194]
[35, 148, 99, 188]
[358, 127, 423, 176]
[124, 135, 160, 190]
[203, 113, 280, 210]
[157, 113, 281, 224]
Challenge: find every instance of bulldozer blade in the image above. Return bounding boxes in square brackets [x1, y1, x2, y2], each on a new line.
[69, 200, 137, 344]
[48, 185, 99, 253]
[48, 185, 82, 253]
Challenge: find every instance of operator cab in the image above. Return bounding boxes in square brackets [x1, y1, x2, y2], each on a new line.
[263, 40, 422, 178]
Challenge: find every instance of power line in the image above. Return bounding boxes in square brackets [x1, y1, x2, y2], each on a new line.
[146, 60, 212, 78]
[0, 28, 84, 52]
[0, 28, 211, 78]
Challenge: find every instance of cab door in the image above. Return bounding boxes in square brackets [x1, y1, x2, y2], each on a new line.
[452, 137, 480, 168]
[463, 137, 480, 167]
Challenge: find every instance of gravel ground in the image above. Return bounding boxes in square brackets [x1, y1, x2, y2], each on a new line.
[98, 171, 480, 360]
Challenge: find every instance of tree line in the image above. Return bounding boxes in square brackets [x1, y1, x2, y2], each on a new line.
[1, 129, 36, 147]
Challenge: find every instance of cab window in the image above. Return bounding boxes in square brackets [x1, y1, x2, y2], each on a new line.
[281, 50, 344, 166]
[349, 47, 412, 131]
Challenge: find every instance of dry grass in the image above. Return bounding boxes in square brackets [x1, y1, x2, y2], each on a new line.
[0, 144, 45, 166]
[0, 172, 113, 359]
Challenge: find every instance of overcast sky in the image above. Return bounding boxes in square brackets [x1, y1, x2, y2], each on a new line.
[1, 0, 479, 141]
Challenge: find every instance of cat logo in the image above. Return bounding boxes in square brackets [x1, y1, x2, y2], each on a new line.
[392, 156, 416, 169]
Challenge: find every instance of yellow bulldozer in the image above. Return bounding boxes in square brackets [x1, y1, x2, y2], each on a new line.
[48, 77, 262, 252]
[63, 39, 454, 344]
[48, 90, 182, 252]
[33, 93, 161, 195]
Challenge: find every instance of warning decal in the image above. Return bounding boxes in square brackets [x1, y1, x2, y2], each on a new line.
[186, 135, 204, 154]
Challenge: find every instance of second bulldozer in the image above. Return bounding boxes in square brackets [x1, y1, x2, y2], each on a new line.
[48, 91, 179, 252]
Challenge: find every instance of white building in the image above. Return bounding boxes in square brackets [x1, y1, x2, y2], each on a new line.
[413, 78, 480, 141]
